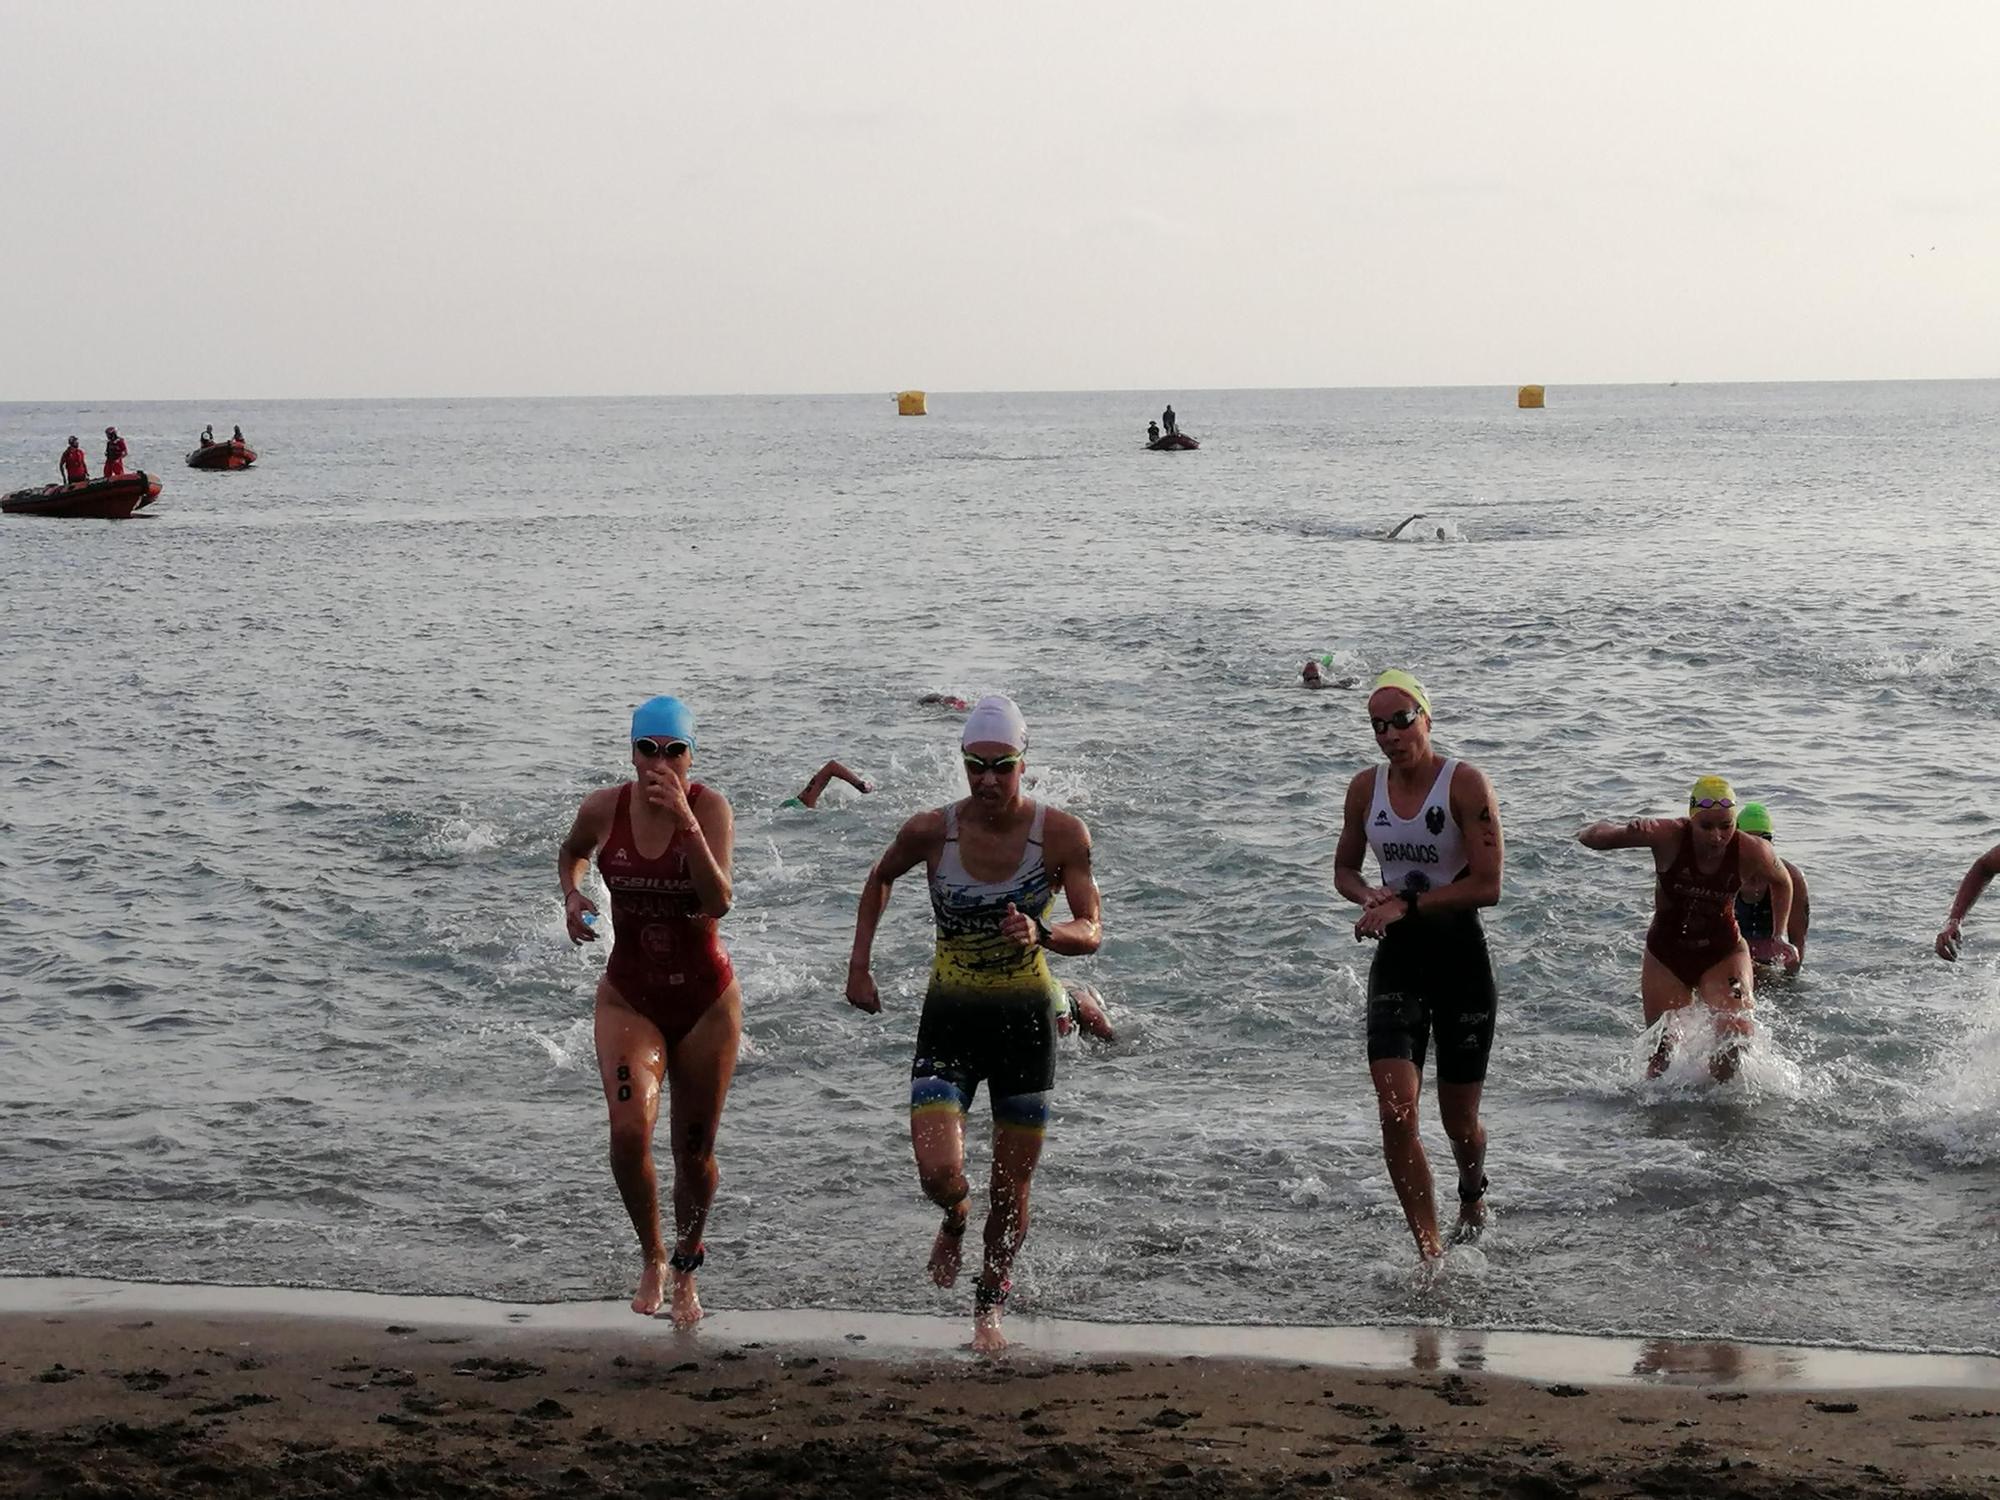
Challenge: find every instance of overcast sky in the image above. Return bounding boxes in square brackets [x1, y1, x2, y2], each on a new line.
[4, 2, 1994, 399]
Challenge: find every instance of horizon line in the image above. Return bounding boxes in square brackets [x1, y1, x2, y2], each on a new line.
[4, 373, 1998, 406]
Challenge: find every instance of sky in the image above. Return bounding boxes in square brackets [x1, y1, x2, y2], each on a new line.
[3, 1, 1995, 399]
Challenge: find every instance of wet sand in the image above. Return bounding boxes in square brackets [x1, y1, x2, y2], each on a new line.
[4, 1280, 1997, 1498]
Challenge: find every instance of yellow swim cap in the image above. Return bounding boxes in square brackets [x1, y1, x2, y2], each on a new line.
[1688, 775, 1736, 810]
[1371, 669, 1431, 717]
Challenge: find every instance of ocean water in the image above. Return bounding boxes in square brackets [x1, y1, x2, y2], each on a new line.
[3, 383, 1998, 1354]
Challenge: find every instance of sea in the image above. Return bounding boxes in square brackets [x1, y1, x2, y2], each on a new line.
[3, 383, 1998, 1356]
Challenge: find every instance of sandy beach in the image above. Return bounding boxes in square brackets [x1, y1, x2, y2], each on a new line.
[4, 1286, 1997, 1499]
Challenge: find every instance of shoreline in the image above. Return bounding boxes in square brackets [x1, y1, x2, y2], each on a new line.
[5, 1280, 1999, 1497]
[6, 1276, 1997, 1392]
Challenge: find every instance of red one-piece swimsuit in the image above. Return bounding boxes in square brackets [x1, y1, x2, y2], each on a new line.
[597, 783, 734, 1043]
[1644, 829, 1745, 987]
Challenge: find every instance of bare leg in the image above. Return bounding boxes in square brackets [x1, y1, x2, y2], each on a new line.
[1696, 951, 1755, 1082]
[973, 1120, 1046, 1353]
[661, 982, 743, 1327]
[1370, 1059, 1442, 1260]
[593, 980, 669, 1315]
[911, 1104, 971, 1288]
[1437, 1080, 1487, 1242]
[1640, 951, 1696, 1077]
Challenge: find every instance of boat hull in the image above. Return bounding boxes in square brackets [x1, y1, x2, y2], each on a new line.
[2, 471, 160, 519]
[187, 441, 257, 470]
[1146, 434, 1200, 450]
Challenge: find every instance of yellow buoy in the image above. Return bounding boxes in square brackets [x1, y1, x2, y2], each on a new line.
[1517, 385, 1545, 409]
[896, 390, 927, 416]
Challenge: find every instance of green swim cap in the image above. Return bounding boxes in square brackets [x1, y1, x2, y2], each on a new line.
[1736, 801, 1774, 837]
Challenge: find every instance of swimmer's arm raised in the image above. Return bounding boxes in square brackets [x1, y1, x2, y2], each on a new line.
[1577, 817, 1673, 851]
[682, 787, 733, 919]
[1044, 815, 1102, 956]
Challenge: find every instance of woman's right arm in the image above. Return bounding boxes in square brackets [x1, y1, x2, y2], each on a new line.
[845, 811, 941, 1012]
[557, 789, 612, 943]
[1577, 816, 1675, 852]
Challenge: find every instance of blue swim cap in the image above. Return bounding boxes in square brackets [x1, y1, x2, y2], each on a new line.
[630, 695, 696, 750]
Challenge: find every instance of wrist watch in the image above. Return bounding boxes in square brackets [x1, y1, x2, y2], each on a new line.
[1402, 890, 1419, 917]
[1030, 913, 1053, 948]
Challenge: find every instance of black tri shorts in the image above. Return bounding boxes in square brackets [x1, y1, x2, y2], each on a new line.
[1365, 911, 1498, 1085]
[910, 987, 1058, 1126]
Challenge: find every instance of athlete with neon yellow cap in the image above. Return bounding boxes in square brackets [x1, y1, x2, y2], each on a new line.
[1577, 776, 1796, 1080]
[1732, 802, 1810, 974]
[1334, 668, 1505, 1263]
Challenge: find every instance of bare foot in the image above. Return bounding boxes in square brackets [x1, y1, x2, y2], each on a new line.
[929, 1209, 968, 1288]
[971, 1309, 1009, 1353]
[1450, 1194, 1488, 1247]
[631, 1258, 669, 1317]
[669, 1267, 703, 1328]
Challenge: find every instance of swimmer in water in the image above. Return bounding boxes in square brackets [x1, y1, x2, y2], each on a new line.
[1577, 777, 1796, 1081]
[557, 696, 741, 1324]
[1055, 981, 1116, 1042]
[919, 693, 971, 711]
[1935, 840, 2000, 960]
[1733, 802, 1809, 974]
[1333, 670, 1504, 1262]
[846, 694, 1103, 1352]
[782, 759, 872, 809]
[1302, 660, 1327, 688]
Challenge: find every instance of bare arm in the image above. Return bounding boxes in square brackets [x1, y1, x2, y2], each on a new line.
[1333, 770, 1389, 908]
[1744, 836, 1794, 962]
[556, 789, 615, 943]
[1785, 861, 1810, 959]
[682, 785, 734, 919]
[1937, 843, 2000, 960]
[845, 811, 943, 1011]
[1421, 764, 1503, 915]
[1006, 813, 1101, 956]
[1577, 816, 1679, 852]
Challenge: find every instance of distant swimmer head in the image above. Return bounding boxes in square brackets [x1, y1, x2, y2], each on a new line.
[1302, 660, 1324, 686]
[1736, 801, 1775, 840]
[631, 695, 696, 755]
[105, 426, 117, 436]
[961, 694, 1027, 753]
[1687, 775, 1738, 843]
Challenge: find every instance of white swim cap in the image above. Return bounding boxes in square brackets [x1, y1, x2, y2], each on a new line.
[961, 694, 1028, 751]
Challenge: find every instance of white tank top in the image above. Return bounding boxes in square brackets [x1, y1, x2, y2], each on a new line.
[1366, 758, 1467, 895]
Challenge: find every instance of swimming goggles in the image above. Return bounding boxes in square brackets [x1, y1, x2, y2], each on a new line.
[1370, 707, 1424, 734]
[634, 737, 690, 760]
[962, 752, 1024, 776]
[1689, 796, 1735, 810]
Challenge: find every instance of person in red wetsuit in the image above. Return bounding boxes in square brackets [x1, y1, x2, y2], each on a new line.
[1578, 776, 1795, 1081]
[59, 437, 89, 485]
[557, 695, 739, 1324]
[102, 427, 128, 478]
